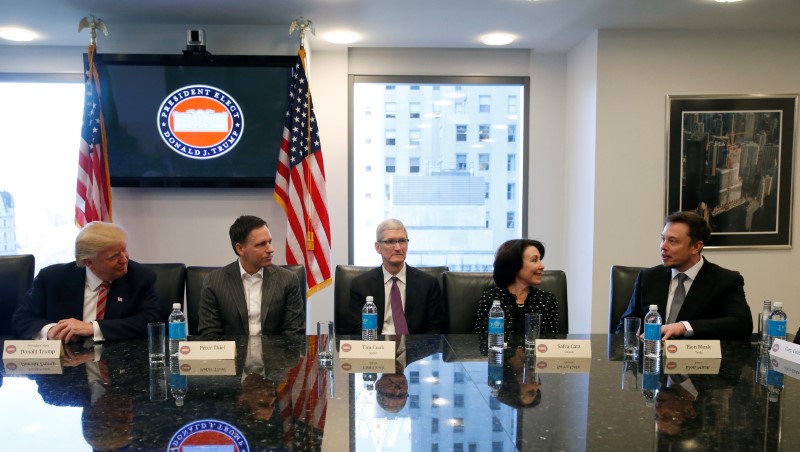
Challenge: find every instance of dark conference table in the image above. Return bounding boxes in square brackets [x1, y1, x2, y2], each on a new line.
[0, 333, 795, 451]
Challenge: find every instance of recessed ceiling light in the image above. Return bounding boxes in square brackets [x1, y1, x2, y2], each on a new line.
[323, 31, 360, 44]
[481, 33, 515, 46]
[0, 27, 36, 42]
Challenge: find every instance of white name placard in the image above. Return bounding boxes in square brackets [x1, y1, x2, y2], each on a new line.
[178, 359, 236, 376]
[338, 340, 396, 360]
[534, 357, 591, 374]
[534, 340, 592, 358]
[3, 340, 62, 359]
[770, 356, 800, 381]
[664, 358, 721, 374]
[769, 339, 800, 361]
[664, 340, 721, 358]
[339, 359, 397, 373]
[177, 341, 236, 360]
[3, 358, 63, 375]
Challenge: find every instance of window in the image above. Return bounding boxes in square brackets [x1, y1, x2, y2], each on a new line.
[479, 153, 490, 171]
[469, 444, 477, 452]
[453, 418, 464, 433]
[492, 417, 504, 432]
[456, 154, 467, 171]
[456, 124, 467, 142]
[507, 154, 516, 171]
[432, 418, 439, 433]
[492, 441, 504, 452]
[454, 393, 464, 407]
[385, 102, 397, 119]
[432, 394, 440, 408]
[507, 183, 515, 200]
[454, 371, 465, 383]
[352, 78, 526, 271]
[385, 184, 391, 201]
[410, 371, 419, 384]
[479, 124, 491, 141]
[490, 397, 501, 410]
[410, 102, 421, 119]
[479, 95, 491, 113]
[0, 81, 83, 271]
[432, 371, 440, 383]
[410, 157, 420, 173]
[507, 212, 515, 229]
[410, 129, 421, 146]
[507, 124, 516, 142]
[410, 395, 419, 408]
[386, 157, 396, 173]
[508, 95, 518, 114]
[432, 444, 439, 452]
[454, 444, 464, 452]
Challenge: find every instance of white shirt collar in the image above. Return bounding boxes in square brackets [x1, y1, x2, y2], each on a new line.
[382, 264, 407, 285]
[239, 260, 264, 279]
[671, 257, 704, 281]
[85, 267, 106, 291]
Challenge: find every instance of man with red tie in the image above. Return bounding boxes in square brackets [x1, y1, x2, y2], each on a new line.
[13, 221, 160, 343]
[348, 219, 444, 335]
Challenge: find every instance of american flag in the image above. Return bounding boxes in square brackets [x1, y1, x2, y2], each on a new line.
[277, 340, 328, 449]
[274, 48, 331, 297]
[75, 44, 112, 227]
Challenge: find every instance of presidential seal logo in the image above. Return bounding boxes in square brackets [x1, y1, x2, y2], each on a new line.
[5, 344, 16, 354]
[157, 85, 244, 160]
[180, 345, 191, 355]
[667, 344, 678, 354]
[168, 419, 249, 452]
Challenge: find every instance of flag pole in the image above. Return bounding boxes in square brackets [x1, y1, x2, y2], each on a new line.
[290, 17, 316, 252]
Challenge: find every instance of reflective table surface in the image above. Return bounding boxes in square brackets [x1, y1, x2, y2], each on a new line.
[0, 334, 795, 451]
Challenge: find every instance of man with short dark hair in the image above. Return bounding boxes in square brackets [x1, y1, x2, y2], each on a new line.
[616, 211, 752, 340]
[13, 221, 160, 342]
[348, 218, 444, 335]
[198, 215, 304, 336]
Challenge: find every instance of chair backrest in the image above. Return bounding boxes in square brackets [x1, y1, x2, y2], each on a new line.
[540, 270, 569, 334]
[185, 266, 219, 336]
[142, 263, 187, 322]
[609, 265, 645, 333]
[0, 254, 35, 336]
[442, 272, 494, 334]
[333, 265, 448, 335]
[442, 270, 569, 334]
[185, 264, 307, 336]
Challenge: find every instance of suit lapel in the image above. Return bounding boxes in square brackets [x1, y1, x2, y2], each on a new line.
[260, 266, 274, 328]
[225, 264, 250, 333]
[105, 273, 129, 318]
[679, 259, 712, 319]
[372, 269, 387, 333]
[67, 265, 88, 319]
[655, 268, 671, 316]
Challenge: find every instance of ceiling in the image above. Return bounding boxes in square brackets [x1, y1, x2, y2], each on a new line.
[2, 0, 800, 53]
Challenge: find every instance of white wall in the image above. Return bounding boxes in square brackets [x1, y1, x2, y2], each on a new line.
[591, 30, 800, 333]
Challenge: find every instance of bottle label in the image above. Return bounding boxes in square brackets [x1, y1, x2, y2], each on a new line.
[362, 313, 377, 330]
[170, 372, 188, 390]
[169, 322, 186, 340]
[766, 368, 784, 386]
[644, 323, 661, 341]
[488, 318, 504, 335]
[768, 319, 787, 337]
[643, 371, 659, 391]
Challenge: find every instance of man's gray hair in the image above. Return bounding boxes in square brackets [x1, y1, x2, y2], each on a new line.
[376, 218, 407, 241]
[75, 221, 127, 267]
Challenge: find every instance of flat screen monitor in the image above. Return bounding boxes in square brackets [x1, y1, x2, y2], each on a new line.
[93, 53, 294, 188]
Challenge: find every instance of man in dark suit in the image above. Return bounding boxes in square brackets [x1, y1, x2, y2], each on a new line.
[13, 221, 160, 342]
[349, 218, 444, 335]
[198, 215, 304, 337]
[616, 211, 752, 340]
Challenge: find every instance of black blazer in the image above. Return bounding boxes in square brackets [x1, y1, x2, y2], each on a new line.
[616, 257, 752, 340]
[348, 265, 444, 335]
[13, 260, 161, 341]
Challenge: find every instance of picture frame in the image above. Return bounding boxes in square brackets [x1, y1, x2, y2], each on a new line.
[666, 95, 797, 249]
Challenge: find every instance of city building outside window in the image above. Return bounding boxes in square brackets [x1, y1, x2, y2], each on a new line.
[410, 102, 421, 119]
[385, 102, 397, 119]
[410, 129, 421, 146]
[456, 124, 467, 142]
[479, 95, 491, 113]
[507, 154, 516, 172]
[507, 124, 516, 143]
[410, 157, 420, 173]
[386, 157, 396, 173]
[479, 124, 491, 141]
[386, 129, 396, 146]
[479, 153, 490, 171]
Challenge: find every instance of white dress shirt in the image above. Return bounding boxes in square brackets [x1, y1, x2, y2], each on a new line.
[381, 264, 407, 336]
[239, 261, 264, 336]
[667, 258, 704, 337]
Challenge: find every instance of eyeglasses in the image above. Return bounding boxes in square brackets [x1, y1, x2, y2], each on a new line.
[378, 239, 410, 246]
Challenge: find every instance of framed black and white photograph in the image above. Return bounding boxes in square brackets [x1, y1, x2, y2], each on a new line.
[666, 95, 797, 249]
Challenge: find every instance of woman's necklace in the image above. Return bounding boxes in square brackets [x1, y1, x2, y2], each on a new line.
[511, 286, 528, 306]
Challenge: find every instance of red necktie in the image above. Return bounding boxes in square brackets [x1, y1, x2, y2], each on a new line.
[96, 282, 109, 320]
[390, 276, 409, 335]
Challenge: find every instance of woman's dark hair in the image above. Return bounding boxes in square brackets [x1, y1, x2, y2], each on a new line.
[493, 239, 545, 287]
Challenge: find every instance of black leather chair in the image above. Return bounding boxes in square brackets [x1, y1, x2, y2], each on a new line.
[185, 264, 307, 336]
[0, 254, 35, 336]
[442, 270, 569, 334]
[142, 263, 186, 322]
[609, 265, 645, 333]
[333, 265, 448, 335]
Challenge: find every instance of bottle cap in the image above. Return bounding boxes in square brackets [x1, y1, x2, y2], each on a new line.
[649, 304, 658, 311]
[366, 296, 374, 302]
[774, 301, 783, 308]
[173, 303, 181, 309]
[493, 299, 500, 305]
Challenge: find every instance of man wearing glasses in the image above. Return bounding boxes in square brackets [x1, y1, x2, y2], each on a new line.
[13, 221, 161, 343]
[349, 218, 444, 335]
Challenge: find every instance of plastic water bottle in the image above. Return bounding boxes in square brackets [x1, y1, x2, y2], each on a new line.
[169, 360, 188, 407]
[363, 372, 377, 391]
[168, 303, 187, 359]
[362, 296, 378, 341]
[643, 305, 662, 359]
[760, 300, 773, 350]
[767, 301, 787, 350]
[488, 300, 505, 352]
[642, 355, 660, 405]
[766, 359, 784, 402]
[488, 349, 504, 397]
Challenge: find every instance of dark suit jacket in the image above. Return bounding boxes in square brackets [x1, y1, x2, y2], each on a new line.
[12, 261, 160, 341]
[615, 257, 752, 340]
[197, 261, 305, 337]
[348, 265, 444, 335]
